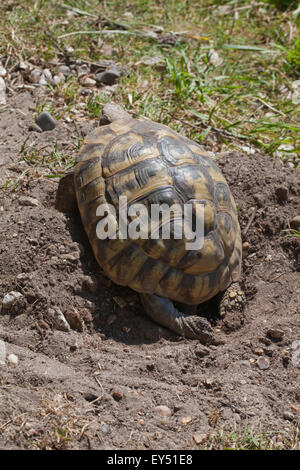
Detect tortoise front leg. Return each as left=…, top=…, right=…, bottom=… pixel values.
left=140, top=293, right=214, bottom=344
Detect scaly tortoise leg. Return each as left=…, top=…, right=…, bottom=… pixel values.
left=140, top=293, right=214, bottom=344
left=219, top=282, right=246, bottom=317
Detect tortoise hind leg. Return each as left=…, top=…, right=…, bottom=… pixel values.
left=219, top=282, right=246, bottom=318
left=140, top=293, right=214, bottom=344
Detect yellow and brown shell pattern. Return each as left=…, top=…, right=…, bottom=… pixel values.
left=74, top=118, right=242, bottom=305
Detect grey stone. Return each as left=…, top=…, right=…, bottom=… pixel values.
left=19, top=196, right=39, bottom=207
left=256, top=356, right=270, bottom=370
left=57, top=65, right=71, bottom=76
left=95, top=66, right=124, bottom=85
left=29, top=68, right=42, bottom=83
left=36, top=112, right=56, bottom=131
left=266, top=328, right=284, bottom=340
left=290, top=216, right=300, bottom=231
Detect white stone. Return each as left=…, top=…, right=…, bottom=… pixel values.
left=8, top=354, right=18, bottom=365
left=0, top=340, right=6, bottom=365
left=82, top=77, right=96, bottom=87
left=29, top=68, right=42, bottom=83
left=0, top=65, right=7, bottom=77
left=19, top=196, right=39, bottom=207
left=2, top=291, right=23, bottom=311
left=48, top=307, right=70, bottom=332
left=208, top=50, right=223, bottom=67
left=53, top=73, right=65, bottom=86
left=0, top=77, right=6, bottom=105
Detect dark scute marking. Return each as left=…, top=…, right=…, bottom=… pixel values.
left=176, top=272, right=196, bottom=297
left=80, top=196, right=103, bottom=227
left=101, top=132, right=134, bottom=170
left=219, top=211, right=232, bottom=233
left=132, top=119, right=165, bottom=136
left=105, top=157, right=160, bottom=182
left=215, top=182, right=232, bottom=209
left=76, top=143, right=105, bottom=163
left=75, top=157, right=101, bottom=188
left=208, top=271, right=219, bottom=290
left=133, top=186, right=179, bottom=207
left=173, top=165, right=209, bottom=202
left=77, top=176, right=102, bottom=205
left=158, top=136, right=191, bottom=165
left=94, top=238, right=128, bottom=266
left=134, top=257, right=159, bottom=285
left=112, top=159, right=162, bottom=195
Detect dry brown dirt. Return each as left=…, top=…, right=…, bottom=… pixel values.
left=0, top=90, right=299, bottom=450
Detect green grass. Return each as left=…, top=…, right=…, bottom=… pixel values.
left=0, top=0, right=299, bottom=166
left=205, top=424, right=300, bottom=450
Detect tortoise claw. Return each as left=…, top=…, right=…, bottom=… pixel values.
left=140, top=293, right=214, bottom=344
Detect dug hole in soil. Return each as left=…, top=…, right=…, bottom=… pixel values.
left=0, top=90, right=299, bottom=450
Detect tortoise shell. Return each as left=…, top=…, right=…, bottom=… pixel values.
left=74, top=118, right=242, bottom=305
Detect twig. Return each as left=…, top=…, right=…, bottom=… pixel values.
left=269, top=272, right=287, bottom=282
left=255, top=96, right=285, bottom=116
left=58, top=30, right=154, bottom=39
left=220, top=400, right=252, bottom=418
left=242, top=207, right=257, bottom=238
left=59, top=3, right=97, bottom=18
left=167, top=112, right=242, bottom=141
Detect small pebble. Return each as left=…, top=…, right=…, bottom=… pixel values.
left=43, top=68, right=52, bottom=82
left=57, top=65, right=71, bottom=76
left=8, top=354, right=19, bottom=365
left=290, top=216, right=300, bottom=231
left=181, top=416, right=193, bottom=425
left=283, top=411, right=294, bottom=422
left=112, top=389, right=123, bottom=401
left=48, top=307, right=70, bottom=332
left=101, top=423, right=110, bottom=436
left=19, top=196, right=39, bottom=207
left=0, top=77, right=6, bottom=105
left=193, top=433, right=207, bottom=445
left=256, top=356, right=270, bottom=370
left=0, top=65, right=7, bottom=77
left=154, top=405, right=172, bottom=417
left=0, top=340, right=6, bottom=365
left=2, top=291, right=23, bottom=311
left=64, top=310, right=84, bottom=332
left=29, top=68, right=42, bottom=83
left=53, top=73, right=65, bottom=85
left=275, top=186, right=289, bottom=203
left=291, top=340, right=300, bottom=368
left=96, top=66, right=123, bottom=85
left=39, top=75, right=48, bottom=86
left=28, top=123, right=43, bottom=133
left=242, top=241, right=250, bottom=258
left=19, top=61, right=30, bottom=72
left=36, top=112, right=56, bottom=131
left=81, top=77, right=96, bottom=87
left=208, top=49, right=223, bottom=67
left=267, top=328, right=284, bottom=340
left=240, top=360, right=251, bottom=368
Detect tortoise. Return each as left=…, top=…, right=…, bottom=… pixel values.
left=56, top=103, right=244, bottom=344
